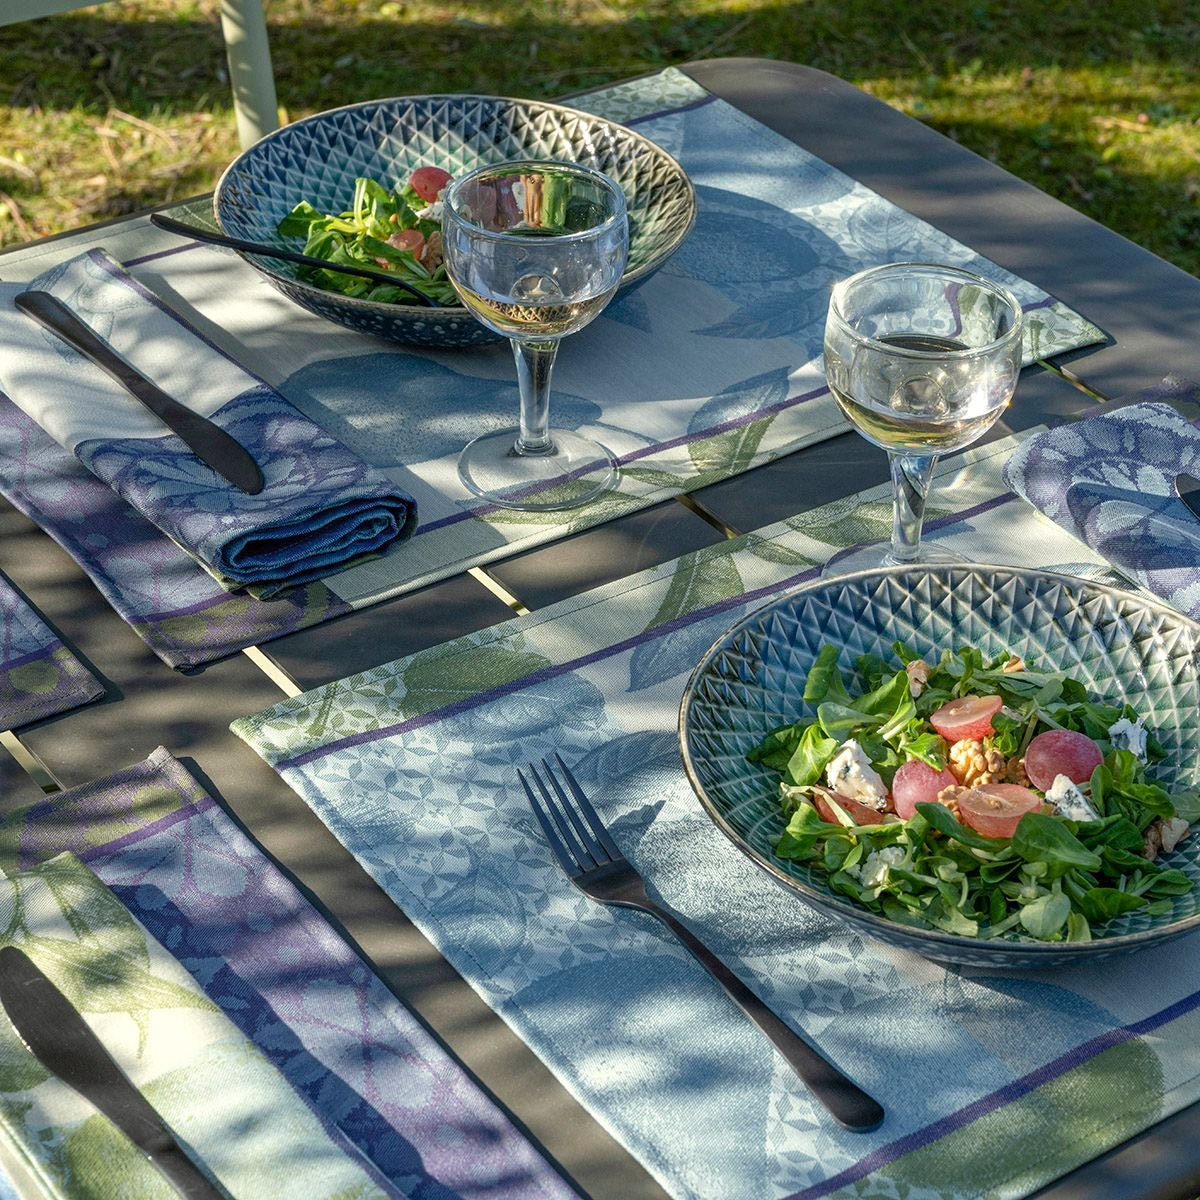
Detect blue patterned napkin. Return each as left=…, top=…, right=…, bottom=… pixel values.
left=0, top=748, right=579, bottom=1200
left=0, top=571, right=101, bottom=729
left=0, top=250, right=417, bottom=597
left=1004, top=377, right=1200, bottom=618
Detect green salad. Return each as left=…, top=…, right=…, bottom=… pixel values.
left=277, top=165, right=458, bottom=307
left=748, top=642, right=1200, bottom=942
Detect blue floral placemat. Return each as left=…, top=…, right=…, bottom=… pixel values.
left=0, top=570, right=101, bottom=729
left=231, top=432, right=1200, bottom=1200
left=0, top=748, right=580, bottom=1200
left=0, top=69, right=1104, bottom=669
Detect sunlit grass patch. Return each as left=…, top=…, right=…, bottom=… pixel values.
left=0, top=0, right=1196, bottom=276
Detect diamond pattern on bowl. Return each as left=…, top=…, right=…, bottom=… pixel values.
left=679, top=564, right=1200, bottom=968
left=214, top=95, right=696, bottom=347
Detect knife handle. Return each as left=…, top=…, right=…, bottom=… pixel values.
left=0, top=946, right=228, bottom=1199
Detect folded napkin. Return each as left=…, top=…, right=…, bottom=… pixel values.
left=0, top=250, right=417, bottom=597
left=0, top=852, right=398, bottom=1199
left=0, top=571, right=102, bottom=729
left=1004, top=381, right=1200, bottom=618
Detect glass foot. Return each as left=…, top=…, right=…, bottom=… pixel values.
left=821, top=540, right=967, bottom=578
left=458, top=427, right=617, bottom=512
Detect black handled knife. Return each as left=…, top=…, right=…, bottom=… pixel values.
left=0, top=944, right=227, bottom=1199
left=14, top=290, right=265, bottom=495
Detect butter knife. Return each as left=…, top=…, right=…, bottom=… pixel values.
left=1177, top=472, right=1200, bottom=522
left=14, top=290, right=265, bottom=495
left=0, top=945, right=226, bottom=1199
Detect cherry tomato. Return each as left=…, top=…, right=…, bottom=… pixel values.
left=387, top=228, right=426, bottom=257
left=892, top=760, right=958, bottom=820
left=408, top=165, right=452, bottom=203
left=810, top=787, right=889, bottom=827
left=957, top=783, right=1043, bottom=839
left=929, top=694, right=1003, bottom=742
left=1024, top=728, right=1104, bottom=791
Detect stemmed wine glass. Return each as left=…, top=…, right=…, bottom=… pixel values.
left=822, top=262, right=1024, bottom=571
left=442, top=160, right=629, bottom=511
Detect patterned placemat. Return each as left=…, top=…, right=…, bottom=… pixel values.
left=0, top=852, right=398, bottom=1199
left=231, top=432, right=1200, bottom=1200
left=0, top=570, right=102, bottom=729
left=0, top=69, right=1103, bottom=669
left=0, top=748, right=579, bottom=1200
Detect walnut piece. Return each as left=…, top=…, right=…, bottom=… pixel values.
left=1003, top=756, right=1030, bottom=787
left=1000, top=655, right=1026, bottom=674
left=948, top=738, right=1008, bottom=787
left=905, top=659, right=930, bottom=698
left=935, top=784, right=966, bottom=817
left=1144, top=817, right=1191, bottom=860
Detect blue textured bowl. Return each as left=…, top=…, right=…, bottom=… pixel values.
left=679, top=564, right=1200, bottom=969
left=213, top=94, right=695, bottom=347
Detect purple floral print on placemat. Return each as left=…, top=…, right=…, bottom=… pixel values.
left=0, top=747, right=578, bottom=1200
left=0, top=569, right=102, bottom=727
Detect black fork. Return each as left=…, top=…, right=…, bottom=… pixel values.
left=518, top=753, right=885, bottom=1133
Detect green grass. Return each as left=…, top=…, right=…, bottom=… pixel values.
left=1, top=0, right=1197, bottom=276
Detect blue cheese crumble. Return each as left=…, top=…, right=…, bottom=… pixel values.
left=1108, top=716, right=1148, bottom=761
left=1046, top=773, right=1100, bottom=822
left=825, top=740, right=889, bottom=810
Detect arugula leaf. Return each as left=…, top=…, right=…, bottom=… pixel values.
left=1170, top=789, right=1200, bottom=823
left=1147, top=868, right=1194, bottom=896
left=803, top=645, right=852, bottom=707
left=925, top=895, right=979, bottom=937
left=987, top=710, right=1022, bottom=758
left=784, top=724, right=839, bottom=787
left=1011, top=812, right=1103, bottom=873
left=773, top=803, right=833, bottom=859
left=895, top=729, right=946, bottom=769
left=1077, top=887, right=1149, bottom=922
left=816, top=701, right=880, bottom=741
left=747, top=721, right=808, bottom=773
left=915, top=802, right=1002, bottom=851
left=1019, top=888, right=1071, bottom=938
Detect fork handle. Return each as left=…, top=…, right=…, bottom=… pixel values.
left=633, top=899, right=884, bottom=1131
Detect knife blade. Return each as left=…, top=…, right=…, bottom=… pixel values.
left=14, top=290, right=265, bottom=496
left=1177, top=472, right=1200, bottom=522
left=0, top=944, right=226, bottom=1200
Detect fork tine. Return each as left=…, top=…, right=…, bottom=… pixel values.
left=548, top=753, right=623, bottom=862
left=519, top=765, right=596, bottom=874
left=536, top=757, right=611, bottom=869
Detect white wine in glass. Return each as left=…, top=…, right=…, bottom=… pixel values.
left=442, top=160, right=629, bottom=511
left=823, top=263, right=1024, bottom=571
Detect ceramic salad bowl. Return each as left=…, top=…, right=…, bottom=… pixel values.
left=213, top=94, right=696, bottom=348
left=679, top=563, right=1200, bottom=969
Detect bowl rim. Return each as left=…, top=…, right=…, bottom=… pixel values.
left=677, top=560, right=1200, bottom=960
left=211, top=92, right=697, bottom=324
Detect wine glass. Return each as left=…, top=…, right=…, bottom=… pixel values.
left=822, top=262, right=1024, bottom=571
left=442, top=160, right=629, bottom=511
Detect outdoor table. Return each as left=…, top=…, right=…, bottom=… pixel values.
left=1, top=54, right=1199, bottom=1200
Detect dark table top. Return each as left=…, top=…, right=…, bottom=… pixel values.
left=3, top=55, right=1200, bottom=1200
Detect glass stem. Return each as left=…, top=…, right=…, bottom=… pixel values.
left=512, top=338, right=559, bottom=456
left=887, top=452, right=939, bottom=562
